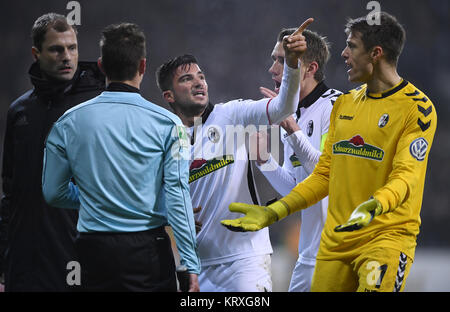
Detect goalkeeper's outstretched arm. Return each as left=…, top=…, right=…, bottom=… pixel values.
left=221, top=190, right=308, bottom=232
left=222, top=108, right=332, bottom=232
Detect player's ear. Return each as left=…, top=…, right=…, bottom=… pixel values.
left=31, top=46, right=40, bottom=62
left=97, top=57, right=105, bottom=74
left=307, top=61, right=319, bottom=77
left=371, top=46, right=383, bottom=63
left=139, top=58, right=146, bottom=76
left=163, top=90, right=175, bottom=104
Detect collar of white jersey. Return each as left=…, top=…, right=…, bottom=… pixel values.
left=296, top=81, right=329, bottom=119
left=190, top=102, right=215, bottom=145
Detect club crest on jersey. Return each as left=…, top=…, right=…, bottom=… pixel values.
left=409, top=138, right=428, bottom=161
left=207, top=126, right=220, bottom=143
left=333, top=135, right=384, bottom=161
left=378, top=113, right=389, bottom=128
left=307, top=120, right=314, bottom=137
left=189, top=155, right=234, bottom=183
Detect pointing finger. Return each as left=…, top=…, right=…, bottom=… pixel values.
left=292, top=17, right=314, bottom=36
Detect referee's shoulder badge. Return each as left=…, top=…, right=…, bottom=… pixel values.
left=176, top=125, right=189, bottom=148
left=409, top=137, right=428, bottom=161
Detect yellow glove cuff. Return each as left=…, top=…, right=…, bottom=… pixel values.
left=371, top=197, right=383, bottom=216
left=268, top=191, right=307, bottom=221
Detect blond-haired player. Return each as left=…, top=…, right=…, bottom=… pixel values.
left=255, top=28, right=341, bottom=291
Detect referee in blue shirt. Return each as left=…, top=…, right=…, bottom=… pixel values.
left=42, top=23, right=200, bottom=291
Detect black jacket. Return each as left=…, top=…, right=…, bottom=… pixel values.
left=0, top=61, right=104, bottom=291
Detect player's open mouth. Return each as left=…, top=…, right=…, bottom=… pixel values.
left=345, top=62, right=353, bottom=73
left=192, top=90, right=206, bottom=99
left=274, top=80, right=281, bottom=93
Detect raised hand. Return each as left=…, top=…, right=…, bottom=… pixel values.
left=283, top=17, right=314, bottom=68
left=280, top=115, right=300, bottom=135
left=259, top=86, right=278, bottom=98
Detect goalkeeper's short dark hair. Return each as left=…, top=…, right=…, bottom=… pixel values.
left=345, top=11, right=406, bottom=65
left=100, top=23, right=146, bottom=81
left=277, top=28, right=330, bottom=83
left=31, top=13, right=77, bottom=51
left=156, top=54, right=199, bottom=92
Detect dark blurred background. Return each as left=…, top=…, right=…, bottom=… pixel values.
left=0, top=0, right=449, bottom=290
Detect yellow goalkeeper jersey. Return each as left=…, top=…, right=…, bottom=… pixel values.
left=293, top=79, right=437, bottom=261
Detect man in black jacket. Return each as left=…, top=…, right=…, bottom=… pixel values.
left=0, top=13, right=104, bottom=291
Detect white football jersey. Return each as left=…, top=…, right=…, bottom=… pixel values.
left=260, top=83, right=341, bottom=266
left=189, top=100, right=273, bottom=266
left=188, top=63, right=301, bottom=266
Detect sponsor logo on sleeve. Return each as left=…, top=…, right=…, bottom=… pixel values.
left=409, top=138, right=428, bottom=161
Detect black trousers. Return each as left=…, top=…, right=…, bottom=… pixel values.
left=75, top=227, right=177, bottom=292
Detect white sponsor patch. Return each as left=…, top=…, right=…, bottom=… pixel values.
left=409, top=137, right=428, bottom=161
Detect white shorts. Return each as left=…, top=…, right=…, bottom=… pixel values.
left=199, top=254, right=272, bottom=292
left=288, top=260, right=315, bottom=292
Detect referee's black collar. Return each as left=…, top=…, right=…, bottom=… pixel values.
left=296, top=81, right=328, bottom=119
left=106, top=82, right=140, bottom=94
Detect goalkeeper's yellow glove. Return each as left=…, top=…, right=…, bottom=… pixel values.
left=334, top=198, right=382, bottom=232
left=221, top=192, right=307, bottom=232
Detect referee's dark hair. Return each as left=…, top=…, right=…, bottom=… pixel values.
left=156, top=54, right=199, bottom=92
left=277, top=28, right=330, bottom=83
left=100, top=23, right=146, bottom=81
left=345, top=11, right=406, bottom=65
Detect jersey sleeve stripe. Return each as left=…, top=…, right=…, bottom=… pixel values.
left=266, top=98, right=273, bottom=125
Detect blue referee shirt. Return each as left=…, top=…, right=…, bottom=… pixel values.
left=42, top=86, right=200, bottom=274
